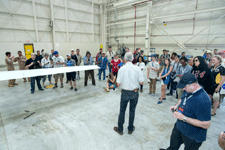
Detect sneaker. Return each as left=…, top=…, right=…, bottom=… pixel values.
left=60, top=84, right=64, bottom=88
left=159, top=98, right=166, bottom=100
left=31, top=91, right=34, bottom=94
left=70, top=87, right=73, bottom=90
left=105, top=88, right=109, bottom=92
left=140, top=89, right=143, bottom=93
left=8, top=84, right=14, bottom=87
left=157, top=101, right=163, bottom=104
left=74, top=88, right=77, bottom=91
left=53, top=85, right=58, bottom=89
left=13, top=83, right=18, bottom=85
left=152, top=94, right=155, bottom=96
left=148, top=93, right=152, bottom=95
left=39, top=89, right=44, bottom=91
left=128, top=126, right=135, bottom=135
left=166, top=93, right=172, bottom=96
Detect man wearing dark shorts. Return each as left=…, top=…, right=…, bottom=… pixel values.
left=160, top=73, right=211, bottom=150
left=64, top=54, right=77, bottom=91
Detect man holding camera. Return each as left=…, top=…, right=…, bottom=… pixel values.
left=52, top=51, right=65, bottom=89
left=25, top=53, right=44, bottom=94
left=84, top=52, right=96, bottom=86
left=160, top=73, right=211, bottom=150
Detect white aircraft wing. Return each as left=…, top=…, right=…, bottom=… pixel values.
left=0, top=65, right=100, bottom=81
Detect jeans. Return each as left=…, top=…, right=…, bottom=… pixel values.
left=118, top=90, right=139, bottom=132
left=169, top=81, right=177, bottom=95
left=167, top=124, right=203, bottom=150
left=108, top=62, right=111, bottom=73
left=42, top=75, right=52, bottom=83
left=31, top=76, right=43, bottom=92
left=99, top=69, right=106, bottom=80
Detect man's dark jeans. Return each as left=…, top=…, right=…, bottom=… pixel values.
left=170, top=81, right=177, bottom=95
left=167, top=124, right=203, bottom=150
left=31, top=76, right=42, bottom=92
left=118, top=90, right=139, bottom=132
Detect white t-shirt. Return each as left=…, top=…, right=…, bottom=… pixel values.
left=147, top=61, right=159, bottom=79
left=52, top=56, right=64, bottom=68
left=117, top=62, right=144, bottom=90
left=41, top=57, right=52, bottom=68
left=106, top=51, right=115, bottom=63
left=136, top=62, right=145, bottom=76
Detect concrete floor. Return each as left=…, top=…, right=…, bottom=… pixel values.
left=0, top=66, right=224, bottom=150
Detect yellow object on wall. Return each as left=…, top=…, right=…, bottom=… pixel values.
left=24, top=44, right=34, bottom=59
left=100, top=45, right=103, bottom=49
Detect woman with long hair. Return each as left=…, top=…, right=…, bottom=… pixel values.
left=211, top=55, right=225, bottom=116
left=104, top=72, right=117, bottom=92
left=158, top=58, right=173, bottom=104
left=191, top=56, right=214, bottom=98
left=136, top=56, right=145, bottom=93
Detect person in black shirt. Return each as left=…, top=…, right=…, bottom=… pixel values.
left=25, top=53, right=44, bottom=94
left=36, top=50, right=43, bottom=62
left=211, top=55, right=225, bottom=116
left=65, top=49, right=78, bottom=84
left=191, top=56, right=214, bottom=98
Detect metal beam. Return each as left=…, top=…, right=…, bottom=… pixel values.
left=145, top=1, right=152, bottom=54
left=184, top=13, right=225, bottom=44
left=153, top=22, right=186, bottom=50
left=106, top=6, right=225, bottom=26
left=50, top=0, right=56, bottom=49
left=32, top=0, right=39, bottom=43
left=92, top=0, right=94, bottom=43
left=65, top=0, right=69, bottom=42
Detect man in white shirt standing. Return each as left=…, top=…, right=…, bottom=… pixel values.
left=52, top=51, right=65, bottom=89
left=147, top=54, right=159, bottom=96
left=106, top=46, right=115, bottom=74
left=114, top=52, right=144, bottom=135
left=41, top=53, right=52, bottom=87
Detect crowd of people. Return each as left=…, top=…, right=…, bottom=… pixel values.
left=4, top=47, right=225, bottom=150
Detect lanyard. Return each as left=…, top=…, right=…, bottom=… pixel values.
left=181, top=66, right=187, bottom=75
left=182, top=95, right=193, bottom=106
left=152, top=62, right=154, bottom=67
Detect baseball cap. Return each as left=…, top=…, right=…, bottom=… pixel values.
left=67, top=54, right=71, bottom=56
left=150, top=54, right=157, bottom=57
left=206, top=50, right=212, bottom=54
left=177, top=73, right=198, bottom=89
left=53, top=51, right=58, bottom=55
left=71, top=49, right=74, bottom=52
left=140, top=50, right=144, bottom=53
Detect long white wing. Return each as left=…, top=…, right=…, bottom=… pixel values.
left=0, top=65, right=100, bottom=81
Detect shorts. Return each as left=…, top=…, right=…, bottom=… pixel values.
left=109, top=83, right=116, bottom=88
left=54, top=73, right=64, bottom=79
left=66, top=72, right=76, bottom=81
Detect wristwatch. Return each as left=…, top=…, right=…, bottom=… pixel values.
left=183, top=117, right=187, bottom=122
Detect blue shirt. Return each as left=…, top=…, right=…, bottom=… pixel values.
left=176, top=64, right=192, bottom=76
left=83, top=56, right=94, bottom=65
left=176, top=87, right=211, bottom=143
left=118, top=62, right=125, bottom=68
left=98, top=57, right=108, bottom=69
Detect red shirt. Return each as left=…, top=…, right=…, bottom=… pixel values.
left=111, top=59, right=121, bottom=73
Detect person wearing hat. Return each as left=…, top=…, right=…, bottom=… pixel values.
left=64, top=54, right=77, bottom=91
left=52, top=51, right=65, bottom=89
left=205, top=50, right=212, bottom=67
left=147, top=54, right=159, bottom=96
left=98, top=52, right=108, bottom=80
left=25, top=53, right=44, bottom=94
left=41, top=53, right=52, bottom=87
left=106, top=46, right=115, bottom=73
left=159, top=73, right=211, bottom=150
